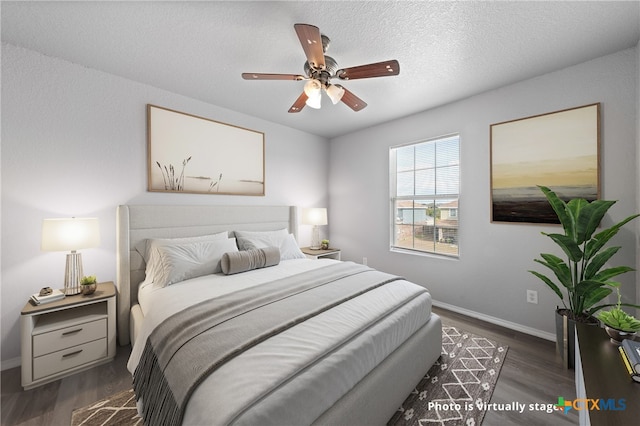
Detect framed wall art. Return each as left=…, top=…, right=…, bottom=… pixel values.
left=147, top=104, right=265, bottom=196
left=490, top=103, right=600, bottom=224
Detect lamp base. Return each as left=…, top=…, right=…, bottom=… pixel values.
left=310, top=226, right=321, bottom=250
left=64, top=251, right=83, bottom=295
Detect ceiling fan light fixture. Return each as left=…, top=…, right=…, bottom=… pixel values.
left=305, top=93, right=322, bottom=109
left=303, top=79, right=322, bottom=109
left=303, top=79, right=322, bottom=97
left=325, top=84, right=345, bottom=104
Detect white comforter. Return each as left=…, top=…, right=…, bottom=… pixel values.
left=128, top=259, right=433, bottom=425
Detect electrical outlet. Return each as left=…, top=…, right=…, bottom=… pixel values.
left=362, top=257, right=368, bottom=265
left=527, top=290, right=538, bottom=304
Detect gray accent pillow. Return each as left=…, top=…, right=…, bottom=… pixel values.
left=220, top=246, right=280, bottom=275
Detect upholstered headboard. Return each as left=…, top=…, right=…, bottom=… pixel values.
left=116, top=204, right=298, bottom=345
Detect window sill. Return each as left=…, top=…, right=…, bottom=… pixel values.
left=390, top=246, right=459, bottom=260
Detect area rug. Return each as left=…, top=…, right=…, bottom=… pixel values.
left=388, top=326, right=508, bottom=426
left=70, top=388, right=141, bottom=426
left=71, top=326, right=507, bottom=426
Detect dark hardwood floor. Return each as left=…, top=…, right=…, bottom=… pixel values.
left=1, top=306, right=578, bottom=425
left=1, top=348, right=132, bottom=426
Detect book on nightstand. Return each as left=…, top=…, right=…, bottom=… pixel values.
left=622, top=339, right=640, bottom=374
left=618, top=345, right=640, bottom=383
left=30, top=288, right=65, bottom=305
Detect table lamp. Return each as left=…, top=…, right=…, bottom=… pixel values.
left=41, top=217, right=100, bottom=295
left=302, top=208, right=327, bottom=250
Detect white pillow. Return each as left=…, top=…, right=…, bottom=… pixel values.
left=234, top=229, right=305, bottom=260
left=234, top=229, right=288, bottom=250
left=136, top=231, right=229, bottom=263
left=148, top=238, right=238, bottom=287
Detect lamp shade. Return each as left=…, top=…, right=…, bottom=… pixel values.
left=301, top=208, right=328, bottom=226
left=41, top=217, right=100, bottom=252
left=304, top=79, right=322, bottom=109
left=325, top=84, right=345, bottom=105
left=303, top=79, right=322, bottom=97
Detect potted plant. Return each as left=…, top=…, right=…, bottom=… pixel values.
left=597, top=288, right=640, bottom=344
left=321, top=239, right=330, bottom=250
left=80, top=275, right=98, bottom=295
left=529, top=185, right=640, bottom=367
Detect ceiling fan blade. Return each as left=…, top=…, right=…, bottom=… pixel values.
left=336, top=85, right=367, bottom=111
left=242, top=73, right=305, bottom=81
left=294, top=23, right=325, bottom=70
left=336, top=60, right=400, bottom=80
left=288, top=92, right=308, bottom=113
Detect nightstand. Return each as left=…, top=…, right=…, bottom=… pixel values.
left=301, top=247, right=341, bottom=261
left=20, top=282, right=116, bottom=390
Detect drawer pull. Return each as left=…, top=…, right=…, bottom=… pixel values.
left=62, top=328, right=83, bottom=336
left=62, top=349, right=83, bottom=358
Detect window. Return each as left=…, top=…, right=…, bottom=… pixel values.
left=390, top=134, right=460, bottom=257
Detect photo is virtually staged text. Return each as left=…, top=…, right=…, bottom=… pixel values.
left=428, top=401, right=558, bottom=414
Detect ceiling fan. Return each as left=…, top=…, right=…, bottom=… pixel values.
left=241, top=23, right=400, bottom=113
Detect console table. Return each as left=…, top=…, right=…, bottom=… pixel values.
left=575, top=322, right=640, bottom=425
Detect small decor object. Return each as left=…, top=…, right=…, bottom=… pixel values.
left=301, top=207, right=328, bottom=250
left=529, top=185, right=640, bottom=366
left=41, top=217, right=101, bottom=295
left=147, top=105, right=265, bottom=196
left=597, top=289, right=640, bottom=344
left=80, top=275, right=98, bottom=295
left=30, top=288, right=65, bottom=305
left=491, top=103, right=600, bottom=223
left=320, top=239, right=330, bottom=250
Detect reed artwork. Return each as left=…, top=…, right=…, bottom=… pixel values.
left=156, top=156, right=223, bottom=192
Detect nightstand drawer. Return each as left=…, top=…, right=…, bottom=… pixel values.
left=33, top=338, right=107, bottom=380
left=33, top=318, right=107, bottom=357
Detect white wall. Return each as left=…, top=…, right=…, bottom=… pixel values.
left=330, top=47, right=639, bottom=338
left=0, top=43, right=330, bottom=367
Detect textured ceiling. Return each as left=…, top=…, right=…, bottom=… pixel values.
left=2, top=1, right=639, bottom=138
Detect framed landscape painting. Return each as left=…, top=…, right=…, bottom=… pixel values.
left=490, top=103, right=600, bottom=223
left=147, top=105, right=265, bottom=196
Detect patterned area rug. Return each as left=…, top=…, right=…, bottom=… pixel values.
left=388, top=326, right=508, bottom=426
left=71, top=326, right=506, bottom=426
left=71, top=388, right=141, bottom=426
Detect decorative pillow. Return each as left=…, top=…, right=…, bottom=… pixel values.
left=136, top=231, right=229, bottom=263
left=234, top=229, right=305, bottom=260
left=221, top=246, right=280, bottom=275
left=234, top=229, right=288, bottom=250
left=148, top=238, right=238, bottom=287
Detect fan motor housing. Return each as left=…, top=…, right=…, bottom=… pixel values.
left=304, top=55, right=339, bottom=83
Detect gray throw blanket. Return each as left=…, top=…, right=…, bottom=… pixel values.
left=220, top=246, right=280, bottom=275
left=133, top=262, right=402, bottom=426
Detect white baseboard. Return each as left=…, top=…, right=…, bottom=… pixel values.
left=433, top=300, right=556, bottom=342
left=1, top=356, right=21, bottom=371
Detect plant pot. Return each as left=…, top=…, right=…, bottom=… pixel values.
left=81, top=283, right=97, bottom=295
left=555, top=308, right=598, bottom=369
left=603, top=325, right=637, bottom=345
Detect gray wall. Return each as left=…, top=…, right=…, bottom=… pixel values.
left=329, top=47, right=639, bottom=338
left=1, top=44, right=330, bottom=366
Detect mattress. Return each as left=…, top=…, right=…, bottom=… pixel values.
left=128, top=258, right=435, bottom=425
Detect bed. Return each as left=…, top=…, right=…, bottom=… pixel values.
left=116, top=204, right=442, bottom=425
